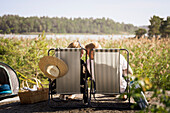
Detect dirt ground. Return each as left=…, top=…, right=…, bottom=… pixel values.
left=0, top=91, right=169, bottom=113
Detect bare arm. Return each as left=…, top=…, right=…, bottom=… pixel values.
left=123, top=66, right=133, bottom=76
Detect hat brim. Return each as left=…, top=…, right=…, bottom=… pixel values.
left=38, top=56, right=68, bottom=79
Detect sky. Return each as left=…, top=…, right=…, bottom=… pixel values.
left=0, top=0, right=169, bottom=26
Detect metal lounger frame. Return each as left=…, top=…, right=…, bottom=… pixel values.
left=47, top=48, right=90, bottom=107
left=89, top=48, right=130, bottom=106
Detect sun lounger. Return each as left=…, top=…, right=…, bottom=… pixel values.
left=48, top=48, right=90, bottom=106
left=88, top=48, right=130, bottom=105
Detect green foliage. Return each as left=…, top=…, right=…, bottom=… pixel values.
left=148, top=15, right=163, bottom=37
left=0, top=31, right=49, bottom=85
left=0, top=34, right=169, bottom=112
left=160, top=17, right=170, bottom=38
left=0, top=15, right=138, bottom=34
left=148, top=15, right=170, bottom=38
left=135, top=28, right=147, bottom=38
left=97, top=37, right=169, bottom=112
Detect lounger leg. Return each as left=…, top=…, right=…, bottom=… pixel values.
left=91, top=80, right=96, bottom=100
left=48, top=79, right=52, bottom=106
left=83, top=80, right=91, bottom=105
left=92, top=94, right=96, bottom=100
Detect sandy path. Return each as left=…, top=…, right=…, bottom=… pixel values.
left=1, top=91, right=168, bottom=113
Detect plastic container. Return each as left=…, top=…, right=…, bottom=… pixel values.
left=130, top=81, right=148, bottom=109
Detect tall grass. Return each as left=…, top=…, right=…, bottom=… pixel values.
left=0, top=34, right=169, bottom=112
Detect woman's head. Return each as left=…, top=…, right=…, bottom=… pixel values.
left=67, top=40, right=84, bottom=57
left=67, top=40, right=81, bottom=48
left=85, top=42, right=102, bottom=59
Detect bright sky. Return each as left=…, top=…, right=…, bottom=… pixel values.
left=0, top=0, right=169, bottom=26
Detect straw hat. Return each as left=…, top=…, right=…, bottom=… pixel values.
left=38, top=56, right=68, bottom=79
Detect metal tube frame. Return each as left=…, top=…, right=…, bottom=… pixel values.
left=47, top=43, right=90, bottom=107
left=89, top=48, right=130, bottom=105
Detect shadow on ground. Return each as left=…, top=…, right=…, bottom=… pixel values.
left=0, top=97, right=141, bottom=113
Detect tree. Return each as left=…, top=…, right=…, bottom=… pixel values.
left=135, top=28, right=147, bottom=39
left=148, top=15, right=163, bottom=38
left=160, top=17, right=170, bottom=38
left=0, top=15, right=138, bottom=34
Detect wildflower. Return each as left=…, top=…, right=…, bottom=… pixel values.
left=22, top=44, right=25, bottom=48
left=34, top=37, right=38, bottom=41
left=27, top=43, right=30, bottom=46
left=1, top=42, right=4, bottom=46
left=155, top=62, right=159, bottom=66
left=163, top=70, right=166, bottom=74
left=142, top=56, right=147, bottom=59
left=137, top=45, right=141, bottom=48
left=131, top=63, right=136, bottom=67
left=130, top=51, right=135, bottom=56
left=144, top=50, right=147, bottom=54
left=160, top=71, right=163, bottom=74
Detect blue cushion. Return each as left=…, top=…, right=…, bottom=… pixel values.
left=0, top=90, right=12, bottom=94
left=0, top=84, right=11, bottom=91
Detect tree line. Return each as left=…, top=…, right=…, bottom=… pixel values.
left=0, top=15, right=138, bottom=34
left=135, top=15, right=170, bottom=38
